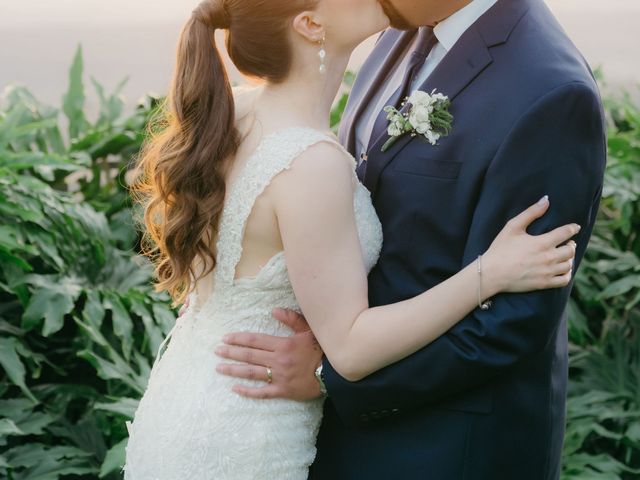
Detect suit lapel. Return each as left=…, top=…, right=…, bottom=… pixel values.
left=339, top=29, right=418, bottom=154
left=362, top=0, right=532, bottom=195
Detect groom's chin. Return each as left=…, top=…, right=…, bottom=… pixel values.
left=379, top=0, right=415, bottom=30
left=389, top=21, right=416, bottom=31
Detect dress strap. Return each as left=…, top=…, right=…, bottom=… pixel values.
left=214, top=126, right=352, bottom=288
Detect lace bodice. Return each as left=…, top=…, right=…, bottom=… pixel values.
left=123, top=126, right=383, bottom=479
left=198, top=126, right=382, bottom=313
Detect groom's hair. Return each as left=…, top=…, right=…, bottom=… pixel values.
left=378, top=0, right=414, bottom=30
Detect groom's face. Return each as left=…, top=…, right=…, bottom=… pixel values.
left=379, top=0, right=473, bottom=28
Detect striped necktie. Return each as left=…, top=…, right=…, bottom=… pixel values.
left=357, top=28, right=438, bottom=181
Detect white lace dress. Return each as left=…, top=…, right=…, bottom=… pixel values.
left=122, top=127, right=383, bottom=479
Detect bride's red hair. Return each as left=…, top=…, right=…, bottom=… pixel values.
left=131, top=0, right=318, bottom=305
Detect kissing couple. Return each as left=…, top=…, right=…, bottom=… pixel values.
left=123, top=0, right=606, bottom=478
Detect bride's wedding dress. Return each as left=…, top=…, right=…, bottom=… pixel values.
left=123, top=126, right=383, bottom=479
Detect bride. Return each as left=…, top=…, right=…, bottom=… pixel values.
left=123, top=0, right=579, bottom=478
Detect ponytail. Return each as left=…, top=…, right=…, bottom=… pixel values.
left=133, top=0, right=320, bottom=305
left=133, top=0, right=238, bottom=306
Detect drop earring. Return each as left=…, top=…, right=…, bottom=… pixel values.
left=318, top=34, right=327, bottom=74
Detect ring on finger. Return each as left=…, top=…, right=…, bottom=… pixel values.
left=266, top=367, right=273, bottom=384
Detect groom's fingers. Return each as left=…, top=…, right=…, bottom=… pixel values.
left=215, top=345, right=272, bottom=367
left=232, top=384, right=281, bottom=400
left=272, top=308, right=310, bottom=334
left=216, top=363, right=271, bottom=382
left=223, top=332, right=281, bottom=352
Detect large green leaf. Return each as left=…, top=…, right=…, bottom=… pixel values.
left=61, top=45, right=87, bottom=140
left=103, top=291, right=134, bottom=361
left=0, top=418, right=24, bottom=436
left=94, top=397, right=139, bottom=419
left=0, top=337, right=37, bottom=402
left=91, top=75, right=128, bottom=128
left=22, top=282, right=80, bottom=336
left=99, top=437, right=127, bottom=478
left=4, top=443, right=95, bottom=479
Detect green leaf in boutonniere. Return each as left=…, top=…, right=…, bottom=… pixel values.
left=381, top=89, right=454, bottom=152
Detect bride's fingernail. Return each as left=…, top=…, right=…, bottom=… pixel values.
left=538, top=195, right=549, bottom=205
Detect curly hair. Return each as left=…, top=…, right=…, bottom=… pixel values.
left=131, top=0, right=318, bottom=306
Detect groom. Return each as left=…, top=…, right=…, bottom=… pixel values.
left=216, top=0, right=607, bottom=477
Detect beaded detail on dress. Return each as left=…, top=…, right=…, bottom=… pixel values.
left=122, top=126, right=383, bottom=479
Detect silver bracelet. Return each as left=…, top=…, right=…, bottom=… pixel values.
left=476, top=255, right=493, bottom=311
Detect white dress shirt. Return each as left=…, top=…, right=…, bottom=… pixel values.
left=355, top=0, right=498, bottom=162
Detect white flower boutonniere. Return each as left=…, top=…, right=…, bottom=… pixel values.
left=381, top=89, right=454, bottom=152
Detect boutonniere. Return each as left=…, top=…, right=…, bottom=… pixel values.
left=381, top=89, right=454, bottom=152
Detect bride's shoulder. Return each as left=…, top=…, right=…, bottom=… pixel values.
left=271, top=138, right=356, bottom=197
left=269, top=139, right=357, bottom=220
left=294, top=137, right=354, bottom=175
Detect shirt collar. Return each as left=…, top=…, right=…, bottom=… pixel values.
left=433, top=0, right=499, bottom=51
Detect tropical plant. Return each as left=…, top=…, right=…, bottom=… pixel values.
left=562, top=90, right=640, bottom=479
left=0, top=46, right=174, bottom=479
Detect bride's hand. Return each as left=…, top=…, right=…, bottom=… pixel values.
left=483, top=196, right=580, bottom=294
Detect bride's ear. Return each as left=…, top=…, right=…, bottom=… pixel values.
left=292, top=11, right=325, bottom=44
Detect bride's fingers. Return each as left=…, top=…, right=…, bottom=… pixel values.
left=216, top=363, right=271, bottom=382
left=548, top=271, right=573, bottom=288
left=215, top=344, right=272, bottom=367
left=232, top=384, right=281, bottom=400
left=507, top=196, right=550, bottom=232
left=540, top=223, right=581, bottom=249
left=549, top=259, right=574, bottom=277
left=549, top=242, right=576, bottom=263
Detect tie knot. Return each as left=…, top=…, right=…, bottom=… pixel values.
left=416, top=30, right=438, bottom=57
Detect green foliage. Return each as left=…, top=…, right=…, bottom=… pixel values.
left=562, top=91, right=640, bottom=479
left=0, top=46, right=173, bottom=479
left=330, top=71, right=355, bottom=133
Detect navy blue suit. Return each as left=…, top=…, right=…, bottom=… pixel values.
left=310, top=0, right=606, bottom=478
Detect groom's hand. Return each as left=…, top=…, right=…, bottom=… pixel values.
left=215, top=308, right=324, bottom=401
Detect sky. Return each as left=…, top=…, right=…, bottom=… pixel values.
left=1, top=0, right=639, bottom=113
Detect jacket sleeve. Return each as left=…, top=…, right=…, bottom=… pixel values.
left=323, top=81, right=607, bottom=426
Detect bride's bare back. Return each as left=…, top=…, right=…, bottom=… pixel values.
left=225, top=87, right=357, bottom=281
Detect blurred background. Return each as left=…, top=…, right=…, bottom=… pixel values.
left=0, top=1, right=639, bottom=479
left=1, top=0, right=639, bottom=113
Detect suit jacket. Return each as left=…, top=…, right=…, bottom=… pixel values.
left=310, top=0, right=606, bottom=478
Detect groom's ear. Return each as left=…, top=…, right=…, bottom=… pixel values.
left=292, top=11, right=325, bottom=44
